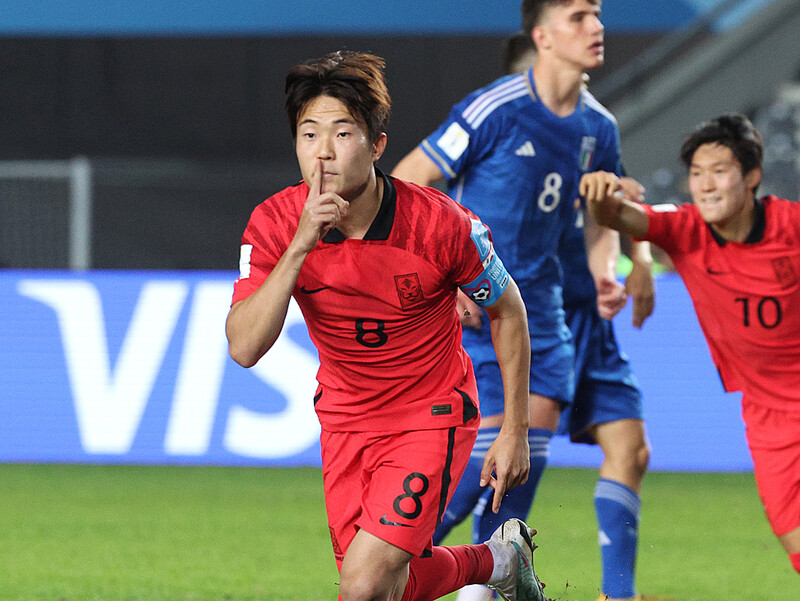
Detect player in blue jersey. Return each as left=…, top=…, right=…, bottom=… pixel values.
left=393, top=4, right=654, bottom=601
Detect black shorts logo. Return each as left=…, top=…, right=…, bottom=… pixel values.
left=379, top=514, right=412, bottom=528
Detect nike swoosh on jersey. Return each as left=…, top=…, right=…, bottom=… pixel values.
left=706, top=268, right=727, bottom=275
left=380, top=514, right=412, bottom=528
left=300, top=285, right=331, bottom=294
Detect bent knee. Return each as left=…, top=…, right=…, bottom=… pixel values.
left=604, top=437, right=650, bottom=481
left=633, top=439, right=651, bottom=475
left=339, top=557, right=408, bottom=601
left=338, top=575, right=385, bottom=601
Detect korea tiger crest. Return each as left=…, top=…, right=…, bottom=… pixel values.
left=771, top=256, right=798, bottom=288
left=394, top=273, right=424, bottom=309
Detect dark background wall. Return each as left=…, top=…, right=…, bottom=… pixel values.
left=0, top=34, right=660, bottom=165
left=0, top=33, right=660, bottom=270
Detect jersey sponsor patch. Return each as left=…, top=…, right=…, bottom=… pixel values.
left=462, top=219, right=510, bottom=306
left=394, top=273, right=425, bottom=309
left=238, top=244, right=253, bottom=279
left=436, top=122, right=470, bottom=161
left=651, top=203, right=678, bottom=213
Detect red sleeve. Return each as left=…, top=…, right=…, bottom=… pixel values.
left=419, top=186, right=487, bottom=287
left=450, top=205, right=490, bottom=288
left=639, top=203, right=702, bottom=255
left=231, top=190, right=298, bottom=305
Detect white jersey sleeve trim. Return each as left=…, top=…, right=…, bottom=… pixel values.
left=420, top=139, right=458, bottom=179
left=462, top=77, right=528, bottom=129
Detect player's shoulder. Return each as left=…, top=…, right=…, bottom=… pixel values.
left=392, top=177, right=474, bottom=230
left=763, top=195, right=800, bottom=233
left=645, top=200, right=703, bottom=229
left=580, top=89, right=618, bottom=127
left=393, top=176, right=466, bottom=213
left=248, top=181, right=305, bottom=226
left=255, top=181, right=304, bottom=211
left=646, top=199, right=696, bottom=214
left=456, top=72, right=530, bottom=130
left=763, top=194, right=799, bottom=212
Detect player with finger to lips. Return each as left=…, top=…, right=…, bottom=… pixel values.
left=226, top=50, right=552, bottom=601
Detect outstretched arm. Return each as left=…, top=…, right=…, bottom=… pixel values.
left=618, top=176, right=655, bottom=328
left=226, top=160, right=349, bottom=367
left=480, top=278, right=531, bottom=513
left=580, top=171, right=650, bottom=239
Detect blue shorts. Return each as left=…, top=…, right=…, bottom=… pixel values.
left=462, top=323, right=575, bottom=418
left=558, top=303, right=643, bottom=444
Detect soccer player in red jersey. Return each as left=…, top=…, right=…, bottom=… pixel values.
left=580, top=113, right=800, bottom=575
left=226, top=51, right=551, bottom=601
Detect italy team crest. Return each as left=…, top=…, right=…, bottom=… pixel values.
left=579, top=136, right=597, bottom=171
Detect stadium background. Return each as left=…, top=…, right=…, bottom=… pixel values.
left=1, top=0, right=799, bottom=472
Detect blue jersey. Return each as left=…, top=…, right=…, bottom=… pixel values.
left=421, top=67, right=622, bottom=344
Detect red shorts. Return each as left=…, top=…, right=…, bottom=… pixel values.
left=320, top=420, right=479, bottom=569
left=742, top=401, right=800, bottom=536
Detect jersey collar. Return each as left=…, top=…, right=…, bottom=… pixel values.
left=706, top=197, right=766, bottom=246
left=322, top=167, right=396, bottom=243
left=526, top=67, right=586, bottom=113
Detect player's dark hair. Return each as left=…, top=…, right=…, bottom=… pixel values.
left=521, top=0, right=600, bottom=36
left=502, top=31, right=538, bottom=75
left=679, top=113, right=764, bottom=176
left=284, top=51, right=391, bottom=143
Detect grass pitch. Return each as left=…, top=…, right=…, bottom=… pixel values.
left=0, top=465, right=795, bottom=601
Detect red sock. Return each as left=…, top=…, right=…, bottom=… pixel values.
left=400, top=544, right=494, bottom=601
left=790, top=551, right=800, bottom=574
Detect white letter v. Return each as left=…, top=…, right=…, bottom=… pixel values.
left=19, top=279, right=188, bottom=454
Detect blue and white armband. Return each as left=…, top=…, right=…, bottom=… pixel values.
left=460, top=219, right=510, bottom=306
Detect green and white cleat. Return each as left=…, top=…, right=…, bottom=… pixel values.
left=485, top=518, right=548, bottom=601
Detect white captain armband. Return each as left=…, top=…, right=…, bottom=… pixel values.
left=460, top=219, right=509, bottom=306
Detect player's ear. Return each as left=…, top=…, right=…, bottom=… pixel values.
left=744, top=167, right=762, bottom=195
left=532, top=26, right=549, bottom=51
left=372, top=132, right=388, bottom=162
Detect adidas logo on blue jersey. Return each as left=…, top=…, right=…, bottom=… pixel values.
left=514, top=141, right=536, bottom=157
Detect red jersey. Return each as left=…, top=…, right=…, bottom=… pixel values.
left=232, top=171, right=494, bottom=432
left=641, top=196, right=800, bottom=410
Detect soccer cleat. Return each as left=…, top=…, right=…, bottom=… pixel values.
left=485, top=518, right=548, bottom=601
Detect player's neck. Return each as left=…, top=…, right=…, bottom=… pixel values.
left=337, top=169, right=383, bottom=239
left=709, top=198, right=756, bottom=243
left=532, top=61, right=584, bottom=117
